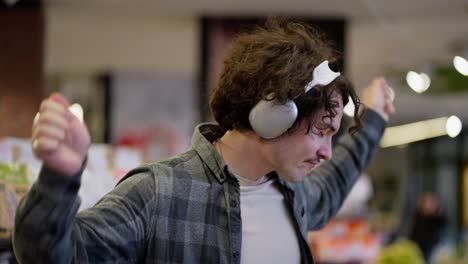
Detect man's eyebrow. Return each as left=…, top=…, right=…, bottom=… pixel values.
left=317, top=122, right=337, bottom=133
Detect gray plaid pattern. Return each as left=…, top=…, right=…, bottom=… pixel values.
left=14, top=109, right=386, bottom=264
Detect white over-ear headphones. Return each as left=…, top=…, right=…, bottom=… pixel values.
left=248, top=60, right=341, bottom=139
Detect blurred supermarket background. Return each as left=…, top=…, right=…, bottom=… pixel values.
left=1, top=0, right=468, bottom=263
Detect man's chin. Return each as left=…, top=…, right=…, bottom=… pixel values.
left=279, top=169, right=307, bottom=183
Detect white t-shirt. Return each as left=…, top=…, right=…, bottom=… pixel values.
left=236, top=175, right=301, bottom=264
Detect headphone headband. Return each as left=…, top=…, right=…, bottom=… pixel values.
left=304, top=60, right=340, bottom=93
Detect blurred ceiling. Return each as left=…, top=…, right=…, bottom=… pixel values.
left=44, top=0, right=468, bottom=18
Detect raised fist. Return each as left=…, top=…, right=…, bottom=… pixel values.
left=361, top=77, right=395, bottom=122
left=32, top=93, right=90, bottom=176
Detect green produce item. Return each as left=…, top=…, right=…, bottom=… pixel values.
left=376, top=239, right=425, bottom=264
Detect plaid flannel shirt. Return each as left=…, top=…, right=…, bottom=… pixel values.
left=14, top=109, right=386, bottom=264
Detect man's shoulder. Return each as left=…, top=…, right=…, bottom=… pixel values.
left=119, top=149, right=208, bottom=185
left=120, top=149, right=217, bottom=203
left=157, top=149, right=200, bottom=170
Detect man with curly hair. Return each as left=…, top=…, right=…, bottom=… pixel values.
left=14, top=19, right=394, bottom=263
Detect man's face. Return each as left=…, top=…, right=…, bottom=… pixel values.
left=261, top=94, right=344, bottom=182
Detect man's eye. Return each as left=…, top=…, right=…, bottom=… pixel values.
left=309, top=127, right=327, bottom=137
left=316, top=130, right=325, bottom=137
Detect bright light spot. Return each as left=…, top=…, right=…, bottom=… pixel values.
left=69, top=103, right=84, bottom=122
left=420, top=73, right=431, bottom=92
left=406, top=71, right=421, bottom=91
left=381, top=116, right=463, bottom=147
left=406, top=71, right=424, bottom=93
left=33, top=112, right=40, bottom=126
left=343, top=96, right=355, bottom=117
left=453, top=56, right=468, bottom=76
left=406, top=71, right=430, bottom=93
left=380, top=117, right=447, bottom=148
left=446, top=115, right=462, bottom=138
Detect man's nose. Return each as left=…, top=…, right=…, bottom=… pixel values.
left=317, top=138, right=332, bottom=161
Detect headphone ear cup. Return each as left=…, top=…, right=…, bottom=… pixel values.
left=249, top=99, right=298, bottom=139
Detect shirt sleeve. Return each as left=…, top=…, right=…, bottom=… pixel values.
left=302, top=108, right=387, bottom=230
left=13, top=164, right=157, bottom=263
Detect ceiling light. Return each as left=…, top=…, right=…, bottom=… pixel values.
left=406, top=71, right=430, bottom=93
left=380, top=116, right=462, bottom=148
left=446, top=115, right=462, bottom=138
left=453, top=56, right=468, bottom=76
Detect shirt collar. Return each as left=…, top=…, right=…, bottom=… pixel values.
left=269, top=171, right=296, bottom=193
left=191, top=123, right=229, bottom=183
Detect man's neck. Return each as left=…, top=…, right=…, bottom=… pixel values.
left=214, top=130, right=271, bottom=182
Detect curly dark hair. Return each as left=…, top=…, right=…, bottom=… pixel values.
left=209, top=18, right=361, bottom=136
